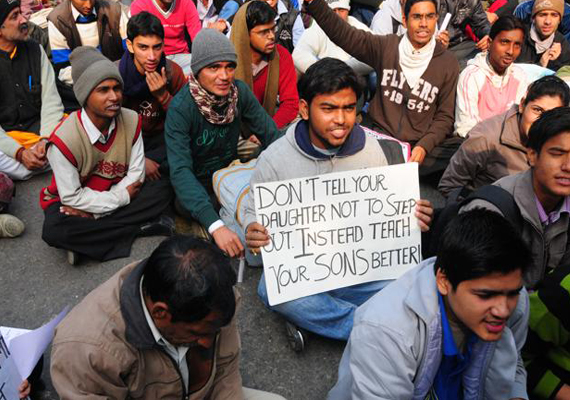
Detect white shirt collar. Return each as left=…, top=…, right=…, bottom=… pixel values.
left=139, top=277, right=191, bottom=392
left=197, top=0, right=214, bottom=20
left=152, top=0, right=175, bottom=18
left=71, top=4, right=97, bottom=21
left=81, top=108, right=116, bottom=145
left=140, top=277, right=170, bottom=345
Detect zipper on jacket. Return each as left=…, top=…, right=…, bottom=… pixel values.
left=157, top=347, right=188, bottom=400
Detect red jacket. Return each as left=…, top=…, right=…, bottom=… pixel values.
left=252, top=45, right=299, bottom=129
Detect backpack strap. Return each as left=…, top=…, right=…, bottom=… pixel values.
left=377, top=139, right=405, bottom=165
left=462, top=185, right=523, bottom=232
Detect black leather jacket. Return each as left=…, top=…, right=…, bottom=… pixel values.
left=438, top=0, right=491, bottom=46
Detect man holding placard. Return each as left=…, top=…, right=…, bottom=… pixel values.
left=328, top=209, right=531, bottom=399
left=244, top=58, right=433, bottom=351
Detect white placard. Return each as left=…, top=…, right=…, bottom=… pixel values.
left=254, top=163, right=421, bottom=305
left=439, top=13, right=452, bottom=33
left=0, top=335, right=21, bottom=400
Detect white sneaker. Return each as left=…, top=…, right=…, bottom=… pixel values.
left=0, top=214, right=24, bottom=238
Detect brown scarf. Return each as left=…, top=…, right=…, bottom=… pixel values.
left=230, top=2, right=280, bottom=117
left=188, top=73, right=238, bottom=125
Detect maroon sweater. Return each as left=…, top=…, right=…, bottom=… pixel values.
left=308, top=0, right=459, bottom=153
left=252, top=45, right=299, bottom=129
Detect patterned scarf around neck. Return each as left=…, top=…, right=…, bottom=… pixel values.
left=188, top=72, right=238, bottom=125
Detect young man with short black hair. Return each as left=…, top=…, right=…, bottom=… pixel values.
left=462, top=107, right=570, bottom=288
left=304, top=0, right=460, bottom=180
left=131, top=0, right=201, bottom=75
left=244, top=58, right=433, bottom=350
left=0, top=0, right=64, bottom=180
left=516, top=0, right=570, bottom=70
left=328, top=209, right=531, bottom=399
left=41, top=46, right=174, bottom=264
left=51, top=235, right=285, bottom=399
left=230, top=1, right=299, bottom=130
left=440, top=75, right=570, bottom=196
left=455, top=16, right=528, bottom=138
left=165, top=29, right=281, bottom=259
left=119, top=12, right=187, bottom=181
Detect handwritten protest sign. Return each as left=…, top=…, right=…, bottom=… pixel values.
left=254, top=163, right=421, bottom=306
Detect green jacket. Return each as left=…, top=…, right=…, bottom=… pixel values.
left=524, top=263, right=570, bottom=399
left=165, top=79, right=281, bottom=228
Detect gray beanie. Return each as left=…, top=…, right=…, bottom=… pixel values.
left=70, top=46, right=124, bottom=107
left=191, top=29, right=237, bottom=76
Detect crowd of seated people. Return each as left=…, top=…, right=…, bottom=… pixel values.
left=3, top=0, right=570, bottom=396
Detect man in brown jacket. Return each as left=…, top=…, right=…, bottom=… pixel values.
left=439, top=75, right=570, bottom=197
left=50, top=235, right=286, bottom=400
left=305, top=0, right=460, bottom=180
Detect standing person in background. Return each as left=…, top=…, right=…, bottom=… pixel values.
left=131, top=0, right=202, bottom=75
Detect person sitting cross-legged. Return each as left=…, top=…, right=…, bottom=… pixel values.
left=165, top=29, right=282, bottom=258
left=119, top=11, right=188, bottom=181
left=328, top=209, right=531, bottom=399
left=41, top=46, right=175, bottom=265
left=244, top=58, right=434, bottom=351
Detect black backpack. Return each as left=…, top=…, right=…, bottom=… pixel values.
left=422, top=185, right=524, bottom=258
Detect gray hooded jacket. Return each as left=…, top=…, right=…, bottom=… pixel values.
left=328, top=258, right=529, bottom=400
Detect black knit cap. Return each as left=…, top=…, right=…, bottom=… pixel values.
left=0, top=0, right=20, bottom=25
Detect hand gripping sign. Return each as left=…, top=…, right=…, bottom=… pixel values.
left=254, top=163, right=421, bottom=305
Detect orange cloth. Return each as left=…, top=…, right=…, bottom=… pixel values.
left=6, top=131, right=43, bottom=149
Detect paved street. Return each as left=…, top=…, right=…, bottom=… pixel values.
left=0, top=172, right=444, bottom=400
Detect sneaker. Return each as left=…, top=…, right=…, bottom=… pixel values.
left=285, top=321, right=307, bottom=352
left=0, top=214, right=24, bottom=238
left=139, top=215, right=175, bottom=237
left=67, top=250, right=80, bottom=266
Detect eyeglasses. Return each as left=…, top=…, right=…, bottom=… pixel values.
left=409, top=13, right=437, bottom=22
left=251, top=25, right=277, bottom=37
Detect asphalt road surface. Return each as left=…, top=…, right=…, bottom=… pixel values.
left=0, top=173, right=444, bottom=400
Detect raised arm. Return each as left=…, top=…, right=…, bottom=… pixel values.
left=306, top=0, right=385, bottom=68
